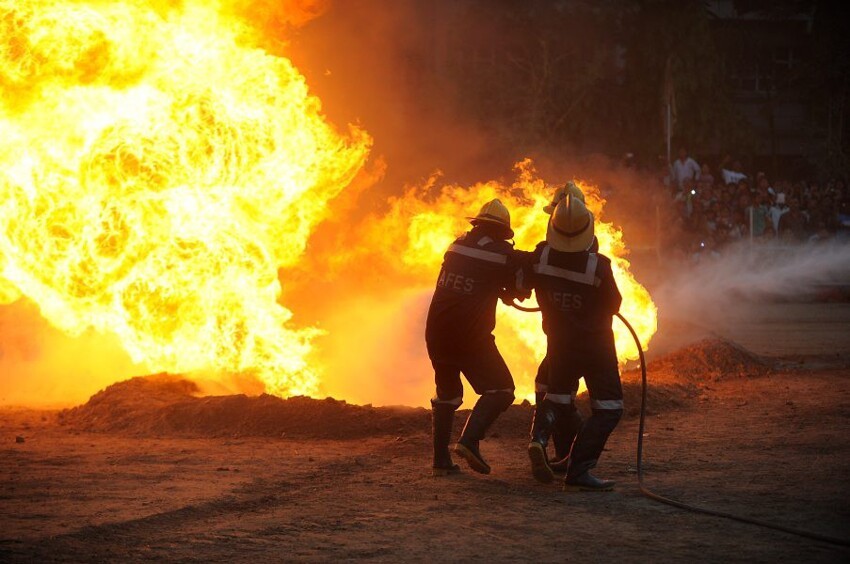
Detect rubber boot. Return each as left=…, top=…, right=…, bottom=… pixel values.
left=563, top=470, right=615, bottom=492
left=563, top=408, right=622, bottom=491
left=527, top=399, right=557, bottom=483
left=549, top=407, right=583, bottom=475
left=549, top=454, right=572, bottom=475
left=431, top=403, right=460, bottom=477
left=536, top=390, right=578, bottom=473
left=533, top=355, right=550, bottom=457
left=533, top=391, right=551, bottom=452
left=454, top=391, right=513, bottom=474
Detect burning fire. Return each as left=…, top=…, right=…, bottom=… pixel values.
left=0, top=0, right=370, bottom=396
left=365, top=160, right=657, bottom=401
left=0, top=0, right=656, bottom=405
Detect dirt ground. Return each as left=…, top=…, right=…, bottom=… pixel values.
left=2, top=304, right=850, bottom=562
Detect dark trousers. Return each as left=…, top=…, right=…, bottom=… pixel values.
left=429, top=337, right=514, bottom=406
left=547, top=338, right=623, bottom=477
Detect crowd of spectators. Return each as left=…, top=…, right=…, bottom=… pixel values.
left=661, top=148, right=850, bottom=261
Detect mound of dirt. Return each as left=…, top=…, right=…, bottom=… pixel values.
left=59, top=339, right=767, bottom=438
left=612, top=338, right=770, bottom=416
left=644, top=338, right=770, bottom=382
left=59, top=375, right=431, bottom=440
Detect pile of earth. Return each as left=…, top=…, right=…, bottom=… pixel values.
left=58, top=339, right=770, bottom=439
left=641, top=337, right=770, bottom=382
left=617, top=337, right=770, bottom=417
left=58, top=374, right=431, bottom=440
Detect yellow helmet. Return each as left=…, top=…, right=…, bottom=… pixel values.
left=546, top=194, right=594, bottom=252
left=543, top=181, right=585, bottom=215
left=467, top=198, right=513, bottom=238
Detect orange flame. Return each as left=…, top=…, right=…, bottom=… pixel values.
left=0, top=0, right=370, bottom=396
left=0, top=1, right=656, bottom=406
left=365, top=160, right=657, bottom=401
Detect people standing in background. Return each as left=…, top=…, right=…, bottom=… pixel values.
left=670, top=147, right=701, bottom=191
left=697, top=163, right=714, bottom=191
left=663, top=150, right=847, bottom=252
left=778, top=197, right=809, bottom=242
left=747, top=193, right=772, bottom=238
left=770, top=193, right=789, bottom=234
left=719, top=155, right=747, bottom=185
left=755, top=173, right=775, bottom=199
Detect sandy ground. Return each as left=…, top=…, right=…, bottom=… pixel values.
left=2, top=304, right=850, bottom=562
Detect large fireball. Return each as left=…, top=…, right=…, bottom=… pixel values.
left=0, top=1, right=656, bottom=405
left=0, top=0, right=370, bottom=396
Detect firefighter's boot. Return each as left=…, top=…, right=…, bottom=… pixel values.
left=563, top=406, right=622, bottom=491
left=563, top=471, right=616, bottom=492
left=431, top=403, right=460, bottom=477
left=454, top=391, right=514, bottom=474
left=550, top=406, right=583, bottom=475
left=527, top=399, right=557, bottom=483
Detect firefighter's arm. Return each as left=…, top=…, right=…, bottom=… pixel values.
left=500, top=247, right=537, bottom=303
left=499, top=269, right=531, bottom=304
left=598, top=258, right=622, bottom=315
left=511, top=245, right=542, bottom=301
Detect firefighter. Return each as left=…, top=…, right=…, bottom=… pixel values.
left=542, top=180, right=584, bottom=214
left=425, top=199, right=522, bottom=477
left=534, top=181, right=593, bottom=474
left=525, top=195, right=623, bottom=490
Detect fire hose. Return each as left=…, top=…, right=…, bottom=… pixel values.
left=508, top=299, right=850, bottom=548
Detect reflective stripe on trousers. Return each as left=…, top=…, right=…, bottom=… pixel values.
left=432, top=395, right=463, bottom=407
left=591, top=398, right=624, bottom=410
left=545, top=392, right=576, bottom=404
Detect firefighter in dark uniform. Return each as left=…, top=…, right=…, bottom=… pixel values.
left=525, top=195, right=623, bottom=490
left=533, top=182, right=591, bottom=474
left=425, top=199, right=523, bottom=476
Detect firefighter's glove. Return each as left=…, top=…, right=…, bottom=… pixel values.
left=500, top=288, right=529, bottom=305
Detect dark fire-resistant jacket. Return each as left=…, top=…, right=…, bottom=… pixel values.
left=425, top=227, right=524, bottom=360
left=523, top=241, right=621, bottom=346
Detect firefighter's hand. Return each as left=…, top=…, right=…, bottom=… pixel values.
left=510, top=286, right=532, bottom=302
left=500, top=288, right=530, bottom=305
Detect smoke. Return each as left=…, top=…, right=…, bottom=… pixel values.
left=650, top=242, right=850, bottom=354
left=281, top=1, right=507, bottom=199
left=663, top=243, right=850, bottom=303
